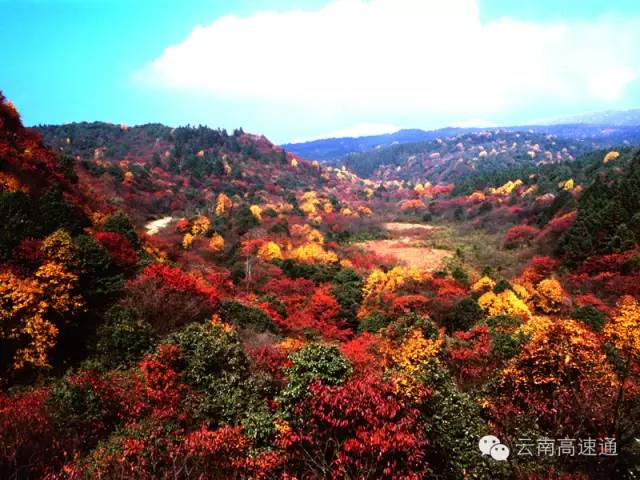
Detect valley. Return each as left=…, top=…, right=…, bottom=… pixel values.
left=357, top=222, right=451, bottom=271
left=1, top=94, right=639, bottom=479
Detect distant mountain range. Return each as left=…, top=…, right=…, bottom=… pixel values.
left=283, top=108, right=640, bottom=162
left=539, top=108, right=640, bottom=127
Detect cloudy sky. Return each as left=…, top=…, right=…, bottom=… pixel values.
left=3, top=0, right=640, bottom=143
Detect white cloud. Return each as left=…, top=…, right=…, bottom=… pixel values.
left=134, top=0, right=640, bottom=121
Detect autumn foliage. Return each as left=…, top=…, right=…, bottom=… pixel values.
left=1, top=92, right=640, bottom=479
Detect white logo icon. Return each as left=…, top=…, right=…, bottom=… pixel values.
left=479, top=435, right=510, bottom=461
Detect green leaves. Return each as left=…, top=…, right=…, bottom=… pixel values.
left=280, top=343, right=352, bottom=408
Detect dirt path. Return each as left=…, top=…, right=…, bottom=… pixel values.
left=145, top=216, right=174, bottom=235
left=359, top=222, right=451, bottom=271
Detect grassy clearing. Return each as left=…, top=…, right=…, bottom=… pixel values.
left=423, top=220, right=533, bottom=279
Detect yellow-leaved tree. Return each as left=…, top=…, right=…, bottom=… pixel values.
left=387, top=327, right=443, bottom=401
left=1, top=262, right=84, bottom=370
left=258, top=241, right=282, bottom=261
left=533, top=278, right=566, bottom=314
left=249, top=205, right=262, bottom=222
left=190, top=216, right=210, bottom=236
left=478, top=289, right=530, bottom=319
left=603, top=295, right=640, bottom=435
left=215, top=193, right=232, bottom=216
left=290, top=243, right=338, bottom=265
left=208, top=233, right=225, bottom=253
left=604, top=295, right=640, bottom=361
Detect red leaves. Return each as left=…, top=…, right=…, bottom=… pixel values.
left=262, top=279, right=350, bottom=340
left=504, top=224, right=540, bottom=247
left=446, top=325, right=496, bottom=389
left=520, top=255, right=558, bottom=284
left=94, top=231, right=139, bottom=271
left=138, top=344, right=188, bottom=420
left=0, top=388, right=54, bottom=479
left=124, top=265, right=219, bottom=332
left=183, top=425, right=248, bottom=472
left=282, top=374, right=428, bottom=479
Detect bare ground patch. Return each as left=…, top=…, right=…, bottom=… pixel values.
left=359, top=223, right=451, bottom=271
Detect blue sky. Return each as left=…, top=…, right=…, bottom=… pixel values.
left=2, top=0, right=640, bottom=143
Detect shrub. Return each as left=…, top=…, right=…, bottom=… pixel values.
left=442, top=296, right=483, bottom=333
left=572, top=305, right=606, bottom=332
left=504, top=224, right=540, bottom=248
left=280, top=343, right=352, bottom=406
left=102, top=210, right=140, bottom=249
left=95, top=306, right=155, bottom=368
left=331, top=268, right=363, bottom=329
left=219, top=299, right=279, bottom=333
left=167, top=323, right=268, bottom=425
left=358, top=311, right=390, bottom=333
left=123, top=264, right=219, bottom=334
left=284, top=374, right=427, bottom=479
left=417, top=359, right=498, bottom=480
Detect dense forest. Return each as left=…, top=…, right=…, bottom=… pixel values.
left=1, top=92, right=640, bottom=479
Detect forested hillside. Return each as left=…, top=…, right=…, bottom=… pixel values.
left=2, top=93, right=640, bottom=479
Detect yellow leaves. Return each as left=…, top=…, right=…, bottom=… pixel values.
left=290, top=158, right=298, bottom=168
left=392, top=328, right=442, bottom=370
left=210, top=314, right=234, bottom=333
left=515, top=315, right=551, bottom=338
left=399, top=199, right=424, bottom=212
left=222, top=159, right=232, bottom=175
left=278, top=337, right=305, bottom=353
left=604, top=295, right=640, bottom=360
left=389, top=327, right=443, bottom=401
left=257, top=241, right=282, bottom=261
left=123, top=171, right=134, bottom=184
left=42, top=229, right=77, bottom=266
left=361, top=267, right=423, bottom=306
left=190, top=216, right=210, bottom=236
left=1, top=262, right=83, bottom=370
left=340, top=258, right=354, bottom=269
left=290, top=242, right=338, bottom=265
left=533, top=278, right=565, bottom=314
left=13, top=312, right=58, bottom=370
left=471, top=276, right=495, bottom=294
left=511, top=283, right=531, bottom=302
left=490, top=179, right=523, bottom=196
left=34, top=262, right=84, bottom=315
left=182, top=233, right=194, bottom=250
left=340, top=207, right=356, bottom=216
left=357, top=206, right=373, bottom=216
left=560, top=178, right=574, bottom=191
left=603, top=151, right=620, bottom=163
left=208, top=233, right=225, bottom=253
left=0, top=271, right=41, bottom=323
left=478, top=289, right=531, bottom=319
left=0, top=172, right=26, bottom=192
left=521, top=185, right=537, bottom=197
left=468, top=191, right=486, bottom=202
left=291, top=223, right=324, bottom=244
left=274, top=418, right=291, bottom=436
left=300, top=202, right=317, bottom=215
left=300, top=191, right=319, bottom=216
left=499, top=319, right=618, bottom=398
left=215, top=193, right=232, bottom=216
left=249, top=205, right=262, bottom=222
left=287, top=222, right=335, bottom=262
